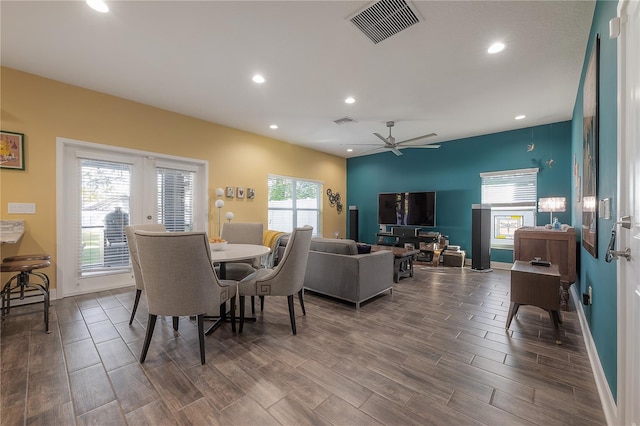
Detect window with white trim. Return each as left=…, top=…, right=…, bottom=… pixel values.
left=157, top=166, right=195, bottom=232
left=267, top=175, right=321, bottom=234
left=480, top=168, right=538, bottom=248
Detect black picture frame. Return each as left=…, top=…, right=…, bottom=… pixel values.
left=0, top=130, right=25, bottom=170
left=582, top=34, right=599, bottom=258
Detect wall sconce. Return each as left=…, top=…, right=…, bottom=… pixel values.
left=538, top=197, right=566, bottom=226
left=225, top=212, right=234, bottom=222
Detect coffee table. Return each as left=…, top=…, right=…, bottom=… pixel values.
left=370, top=245, right=420, bottom=282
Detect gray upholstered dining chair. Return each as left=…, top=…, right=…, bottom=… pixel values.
left=219, top=222, right=264, bottom=279
left=238, top=225, right=313, bottom=335
left=220, top=222, right=264, bottom=313
left=125, top=223, right=166, bottom=326
left=134, top=231, right=237, bottom=365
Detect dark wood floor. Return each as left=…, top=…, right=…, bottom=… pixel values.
left=1, top=266, right=606, bottom=425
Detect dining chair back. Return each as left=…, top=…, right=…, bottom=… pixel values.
left=220, top=222, right=265, bottom=313
left=134, top=231, right=237, bottom=365
left=238, top=225, right=313, bottom=334
left=221, top=222, right=264, bottom=268
left=125, top=223, right=166, bottom=325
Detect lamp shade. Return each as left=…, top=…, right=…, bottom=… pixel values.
left=538, top=197, right=566, bottom=213
left=215, top=199, right=225, bottom=208
left=225, top=212, right=234, bottom=221
left=215, top=187, right=225, bottom=197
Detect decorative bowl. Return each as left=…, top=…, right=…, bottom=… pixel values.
left=211, top=241, right=228, bottom=251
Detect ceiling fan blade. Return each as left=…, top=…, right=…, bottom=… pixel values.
left=342, top=143, right=388, bottom=146
left=398, top=144, right=441, bottom=150
left=390, top=147, right=403, bottom=156
left=373, top=133, right=389, bottom=144
left=396, top=133, right=438, bottom=146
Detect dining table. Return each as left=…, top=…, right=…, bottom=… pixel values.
left=209, top=243, right=271, bottom=279
left=205, top=243, right=270, bottom=335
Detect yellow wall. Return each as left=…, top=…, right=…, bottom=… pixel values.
left=0, top=67, right=346, bottom=290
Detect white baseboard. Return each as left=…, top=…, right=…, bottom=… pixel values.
left=570, top=285, right=618, bottom=426
left=490, top=261, right=512, bottom=270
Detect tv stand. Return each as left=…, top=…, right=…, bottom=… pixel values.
left=376, top=228, right=441, bottom=262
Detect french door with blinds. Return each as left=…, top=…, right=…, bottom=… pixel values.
left=57, top=138, right=207, bottom=297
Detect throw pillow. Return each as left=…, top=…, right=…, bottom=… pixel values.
left=356, top=243, right=371, bottom=254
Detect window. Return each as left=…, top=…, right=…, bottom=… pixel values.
left=79, top=158, right=132, bottom=275
left=480, top=168, right=538, bottom=248
left=157, top=166, right=195, bottom=232
left=267, top=175, right=321, bottom=234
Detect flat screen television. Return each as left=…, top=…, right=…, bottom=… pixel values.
left=378, top=191, right=436, bottom=227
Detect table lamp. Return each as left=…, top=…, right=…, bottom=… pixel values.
left=538, top=197, right=566, bottom=226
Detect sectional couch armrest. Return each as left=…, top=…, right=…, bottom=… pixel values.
left=304, top=250, right=394, bottom=304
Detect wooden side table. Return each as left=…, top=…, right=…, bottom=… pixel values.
left=370, top=245, right=420, bottom=282
left=513, top=226, right=576, bottom=309
left=507, top=260, right=563, bottom=344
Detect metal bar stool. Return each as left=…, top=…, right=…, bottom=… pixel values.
left=1, top=256, right=51, bottom=333
left=3, top=254, right=51, bottom=290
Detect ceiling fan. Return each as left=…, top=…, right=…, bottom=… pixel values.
left=367, top=121, right=439, bottom=156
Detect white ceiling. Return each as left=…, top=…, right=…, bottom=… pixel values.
left=1, top=0, right=595, bottom=158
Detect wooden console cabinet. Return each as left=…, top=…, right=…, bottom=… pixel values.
left=513, top=226, right=576, bottom=285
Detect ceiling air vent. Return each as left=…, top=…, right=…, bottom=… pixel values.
left=349, top=0, right=422, bottom=44
left=334, top=117, right=356, bottom=125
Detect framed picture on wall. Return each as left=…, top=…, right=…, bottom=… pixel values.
left=226, top=186, right=235, bottom=198
left=0, top=130, right=25, bottom=170
left=237, top=187, right=245, bottom=199
left=582, top=34, right=599, bottom=258
left=247, top=188, right=255, bottom=199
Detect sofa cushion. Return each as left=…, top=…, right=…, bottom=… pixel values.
left=309, top=238, right=358, bottom=255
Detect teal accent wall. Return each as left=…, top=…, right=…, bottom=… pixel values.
left=571, top=0, right=618, bottom=400
left=347, top=121, right=573, bottom=263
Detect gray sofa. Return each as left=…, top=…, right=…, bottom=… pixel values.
left=302, top=238, right=394, bottom=309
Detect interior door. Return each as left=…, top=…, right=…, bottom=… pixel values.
left=616, top=1, right=639, bottom=424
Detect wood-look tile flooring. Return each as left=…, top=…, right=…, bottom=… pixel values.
left=1, top=266, right=606, bottom=425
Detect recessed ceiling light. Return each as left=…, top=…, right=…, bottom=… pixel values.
left=86, top=0, right=109, bottom=13
left=488, top=42, right=506, bottom=54
left=515, top=115, right=526, bottom=120
left=347, top=148, right=353, bottom=152
left=252, top=74, right=265, bottom=84
left=344, top=97, right=356, bottom=104
left=270, top=124, right=278, bottom=129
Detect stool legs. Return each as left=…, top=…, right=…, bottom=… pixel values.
left=1, top=270, right=50, bottom=332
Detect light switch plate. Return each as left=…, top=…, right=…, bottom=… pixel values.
left=8, top=203, right=36, bottom=214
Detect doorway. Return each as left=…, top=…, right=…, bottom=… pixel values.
left=56, top=138, right=207, bottom=297
left=616, top=0, right=639, bottom=424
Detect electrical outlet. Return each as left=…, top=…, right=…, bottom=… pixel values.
left=588, top=286, right=593, bottom=305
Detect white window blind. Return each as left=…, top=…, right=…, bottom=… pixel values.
left=79, top=158, right=132, bottom=275
left=480, top=168, right=538, bottom=206
left=268, top=175, right=321, bottom=234
left=480, top=168, right=538, bottom=247
left=157, top=167, right=194, bottom=232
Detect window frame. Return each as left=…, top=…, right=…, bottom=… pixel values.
left=480, top=168, right=538, bottom=249
left=267, top=174, right=322, bottom=235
